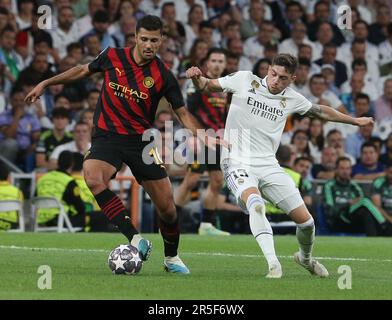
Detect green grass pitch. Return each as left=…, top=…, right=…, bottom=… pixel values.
left=0, top=233, right=391, bottom=300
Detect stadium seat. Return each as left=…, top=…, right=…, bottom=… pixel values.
left=32, top=197, right=82, bottom=233
left=0, top=200, right=25, bottom=232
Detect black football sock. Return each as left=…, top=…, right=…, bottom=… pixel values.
left=159, top=217, right=180, bottom=257
left=95, top=188, right=139, bottom=242
left=201, top=208, right=215, bottom=224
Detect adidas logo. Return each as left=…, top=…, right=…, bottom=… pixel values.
left=248, top=88, right=256, bottom=94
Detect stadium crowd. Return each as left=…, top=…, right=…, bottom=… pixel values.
left=0, top=0, right=391, bottom=236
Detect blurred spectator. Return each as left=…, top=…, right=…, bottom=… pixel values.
left=224, top=51, right=239, bottom=74
left=84, top=88, right=100, bottom=111
left=66, top=42, right=84, bottom=64
left=278, top=21, right=314, bottom=57
left=0, top=88, right=40, bottom=169
left=75, top=0, right=104, bottom=37
left=297, top=44, right=320, bottom=75
left=291, top=129, right=311, bottom=159
left=79, top=108, right=94, bottom=130
left=252, top=57, right=270, bottom=79
left=50, top=6, right=79, bottom=59
left=345, top=0, right=372, bottom=24
left=184, top=4, right=204, bottom=55
left=326, top=129, right=356, bottom=164
left=35, top=107, right=73, bottom=171
left=371, top=162, right=392, bottom=236
left=352, top=142, right=384, bottom=180
left=82, top=10, right=119, bottom=51
left=15, top=0, right=34, bottom=30
left=270, top=0, right=304, bottom=41
left=292, top=156, right=313, bottom=209
left=307, top=73, right=347, bottom=114
left=219, top=20, right=241, bottom=49
left=323, top=156, right=384, bottom=236
left=369, top=4, right=390, bottom=45
left=312, top=22, right=335, bottom=61
left=211, top=11, right=230, bottom=45
left=375, top=79, right=392, bottom=123
left=240, top=0, right=266, bottom=40
left=339, top=39, right=380, bottom=85
left=281, top=113, right=310, bottom=145
left=307, top=0, right=345, bottom=45
left=378, top=22, right=392, bottom=74
left=198, top=20, right=217, bottom=50
left=340, top=58, right=379, bottom=100
left=16, top=52, right=55, bottom=90
left=308, top=117, right=324, bottom=164
left=311, top=146, right=337, bottom=180
left=291, top=58, right=311, bottom=96
left=227, top=37, right=252, bottom=71
left=36, top=150, right=86, bottom=229
left=161, top=2, right=185, bottom=46
left=0, top=159, right=24, bottom=231
left=345, top=113, right=377, bottom=160
left=315, top=43, right=347, bottom=88
left=0, top=7, right=10, bottom=34
left=49, top=121, right=91, bottom=170
left=243, top=20, right=275, bottom=65
left=320, top=64, right=340, bottom=96
left=380, top=132, right=392, bottom=166
left=0, top=25, right=24, bottom=95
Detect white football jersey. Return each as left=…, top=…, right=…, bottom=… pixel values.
left=218, top=71, right=312, bottom=166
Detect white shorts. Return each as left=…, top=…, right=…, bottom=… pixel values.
left=221, top=159, right=304, bottom=215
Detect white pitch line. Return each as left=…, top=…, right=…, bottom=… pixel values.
left=1, top=245, right=391, bottom=263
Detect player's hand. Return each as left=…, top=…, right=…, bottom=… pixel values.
left=24, top=82, right=46, bottom=104
left=355, top=117, right=374, bottom=127
left=186, top=66, right=203, bottom=79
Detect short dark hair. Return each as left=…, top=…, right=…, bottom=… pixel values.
left=58, top=151, right=74, bottom=171
left=199, top=20, right=213, bottom=30
left=271, top=54, right=298, bottom=75
left=206, top=47, right=226, bottom=60
left=336, top=156, right=351, bottom=167
left=0, top=160, right=9, bottom=180
left=253, top=58, right=271, bottom=75
left=361, top=141, right=377, bottom=153
left=93, top=10, right=109, bottom=23
left=298, top=58, right=311, bottom=67
left=310, top=73, right=325, bottom=83
left=136, top=15, right=163, bottom=34
left=52, top=107, right=70, bottom=120
left=354, top=92, right=370, bottom=103
left=326, top=129, right=342, bottom=138
left=294, top=156, right=313, bottom=166
left=87, top=89, right=100, bottom=96
left=72, top=152, right=84, bottom=172
left=66, top=42, right=83, bottom=54
left=352, top=58, right=367, bottom=70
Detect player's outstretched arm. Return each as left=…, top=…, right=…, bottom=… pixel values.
left=24, top=64, right=92, bottom=103
left=305, top=104, right=374, bottom=127
left=186, top=66, right=223, bottom=93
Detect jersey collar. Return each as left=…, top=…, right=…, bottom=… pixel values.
left=262, top=76, right=287, bottom=96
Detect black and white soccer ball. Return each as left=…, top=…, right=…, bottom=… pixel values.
left=108, top=244, right=143, bottom=275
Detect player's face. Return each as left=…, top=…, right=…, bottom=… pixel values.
left=135, top=28, right=162, bottom=61
left=206, top=53, right=226, bottom=77
left=267, top=65, right=295, bottom=94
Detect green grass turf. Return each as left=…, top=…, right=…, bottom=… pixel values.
left=0, top=233, right=391, bottom=300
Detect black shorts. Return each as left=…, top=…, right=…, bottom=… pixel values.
left=188, top=145, right=222, bottom=174
left=85, top=128, right=167, bottom=184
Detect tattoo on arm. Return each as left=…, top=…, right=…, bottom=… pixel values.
left=306, top=104, right=323, bottom=118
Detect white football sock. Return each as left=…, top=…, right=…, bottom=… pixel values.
left=296, top=217, right=315, bottom=262
left=246, top=194, right=279, bottom=268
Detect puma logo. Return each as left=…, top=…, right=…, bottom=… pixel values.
left=115, top=67, right=123, bottom=76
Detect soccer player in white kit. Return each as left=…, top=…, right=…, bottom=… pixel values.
left=186, top=54, right=374, bottom=278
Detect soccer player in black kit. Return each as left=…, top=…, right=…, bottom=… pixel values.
left=25, top=15, right=226, bottom=274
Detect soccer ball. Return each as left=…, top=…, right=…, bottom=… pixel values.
left=108, top=244, right=143, bottom=275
